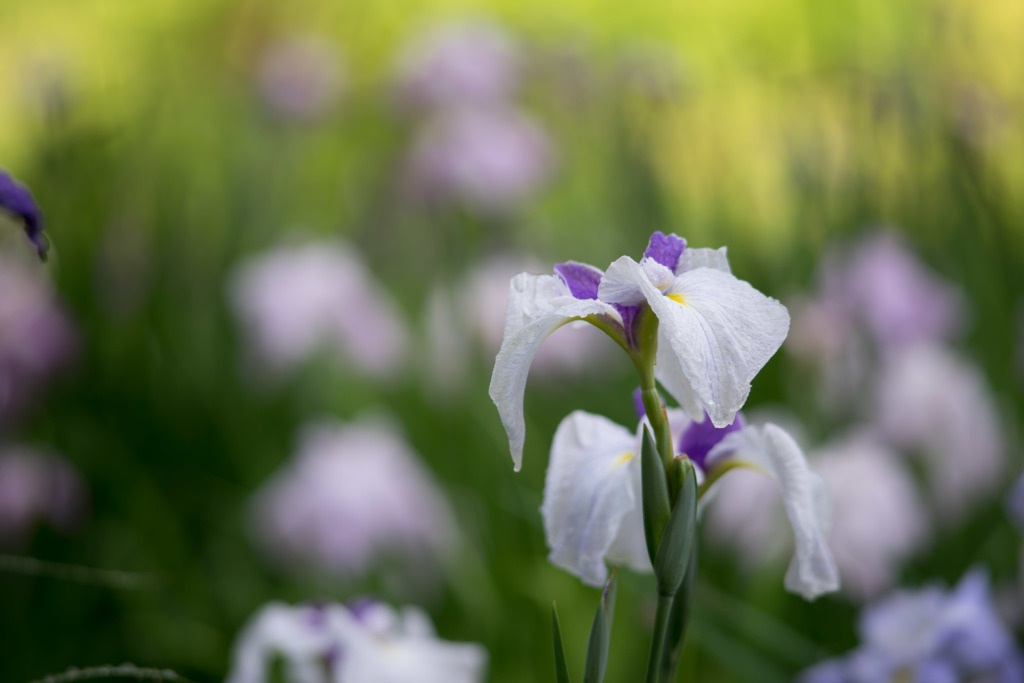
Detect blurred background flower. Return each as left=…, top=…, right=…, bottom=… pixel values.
left=228, top=599, right=487, bottom=683
left=0, top=259, right=76, bottom=423
left=249, top=416, right=457, bottom=592
left=255, top=35, right=345, bottom=123
left=227, top=240, right=408, bottom=382
left=0, top=446, right=87, bottom=549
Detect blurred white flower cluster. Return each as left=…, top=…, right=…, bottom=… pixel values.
left=227, top=599, right=487, bottom=683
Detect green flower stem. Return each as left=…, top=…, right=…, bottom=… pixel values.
left=644, top=594, right=674, bottom=683
left=632, top=308, right=674, bottom=469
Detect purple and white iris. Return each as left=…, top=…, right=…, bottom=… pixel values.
left=0, top=171, right=46, bottom=260
left=227, top=599, right=487, bottom=683
left=541, top=404, right=838, bottom=599
left=490, top=231, right=790, bottom=471
left=799, top=570, right=1024, bottom=682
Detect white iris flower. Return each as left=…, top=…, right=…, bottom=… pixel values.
left=489, top=232, right=790, bottom=471
left=541, top=409, right=839, bottom=600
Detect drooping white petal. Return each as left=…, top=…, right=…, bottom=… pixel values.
left=707, top=424, right=839, bottom=599
left=488, top=273, right=612, bottom=470
left=657, top=267, right=789, bottom=426
left=541, top=411, right=651, bottom=586
left=677, top=246, right=731, bottom=274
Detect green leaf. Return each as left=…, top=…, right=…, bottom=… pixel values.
left=551, top=603, right=572, bottom=683
left=660, top=539, right=699, bottom=683
left=583, top=568, right=618, bottom=683
left=654, top=458, right=698, bottom=597
left=640, top=425, right=671, bottom=566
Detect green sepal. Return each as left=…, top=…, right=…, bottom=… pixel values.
left=654, top=458, right=698, bottom=597
left=583, top=568, right=618, bottom=683
left=640, top=425, right=671, bottom=566
left=551, top=603, right=572, bottom=683
left=660, top=539, right=699, bottom=682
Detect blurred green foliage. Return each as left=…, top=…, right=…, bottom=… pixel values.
left=1, top=0, right=1023, bottom=681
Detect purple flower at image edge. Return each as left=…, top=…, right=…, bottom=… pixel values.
left=799, top=569, right=1024, bottom=682
left=0, top=171, right=47, bottom=260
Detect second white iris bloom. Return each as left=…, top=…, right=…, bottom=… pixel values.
left=541, top=408, right=839, bottom=600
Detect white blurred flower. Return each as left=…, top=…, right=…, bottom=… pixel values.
left=0, top=445, right=87, bottom=548
left=249, top=417, right=457, bottom=583
left=227, top=599, right=487, bottom=683
left=393, top=19, right=519, bottom=112
left=875, top=343, right=1005, bottom=522
left=814, top=434, right=930, bottom=601
left=256, top=36, right=344, bottom=122
left=402, top=106, right=555, bottom=215
left=227, top=241, right=408, bottom=381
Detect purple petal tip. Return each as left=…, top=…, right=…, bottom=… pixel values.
left=643, top=231, right=686, bottom=271
left=0, top=171, right=47, bottom=260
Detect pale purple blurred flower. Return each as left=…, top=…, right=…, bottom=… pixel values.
left=249, top=417, right=457, bottom=583
left=814, top=433, right=930, bottom=601
left=0, top=260, right=76, bottom=423
left=256, top=36, right=344, bottom=122
left=800, top=570, right=1024, bottom=683
left=227, top=241, right=408, bottom=381
left=703, top=465, right=786, bottom=570
left=875, top=343, right=1004, bottom=522
left=841, top=233, right=962, bottom=351
left=0, top=446, right=87, bottom=548
left=786, top=294, right=869, bottom=412
left=787, top=232, right=963, bottom=409
left=393, top=19, right=519, bottom=112
left=228, top=599, right=487, bottom=683
left=402, top=106, right=555, bottom=214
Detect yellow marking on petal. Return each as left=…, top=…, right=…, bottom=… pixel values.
left=667, top=293, right=688, bottom=307
left=614, top=452, right=635, bottom=466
